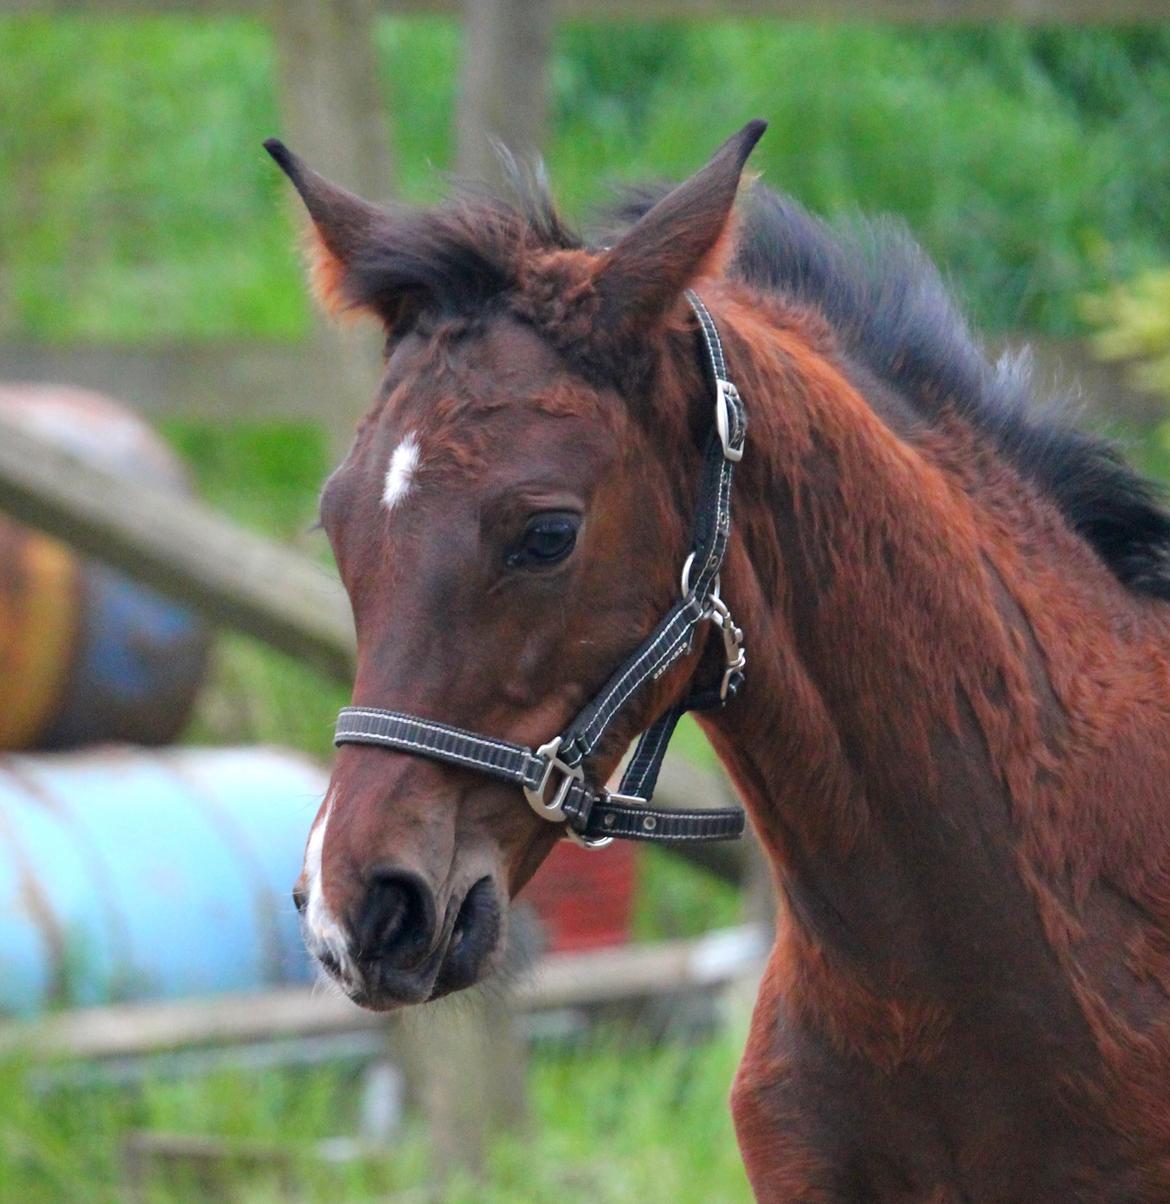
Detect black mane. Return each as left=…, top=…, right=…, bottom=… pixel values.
left=616, top=182, right=1170, bottom=601
left=727, top=188, right=1170, bottom=600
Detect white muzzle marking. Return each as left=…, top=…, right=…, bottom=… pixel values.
left=302, top=794, right=358, bottom=988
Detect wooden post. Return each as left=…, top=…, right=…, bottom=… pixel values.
left=268, top=0, right=393, bottom=444
left=269, top=0, right=392, bottom=199
left=396, top=909, right=537, bottom=1180
left=399, top=990, right=528, bottom=1180
left=456, top=0, right=554, bottom=187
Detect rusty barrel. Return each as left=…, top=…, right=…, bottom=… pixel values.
left=0, top=385, right=210, bottom=750
left=0, top=746, right=322, bottom=1014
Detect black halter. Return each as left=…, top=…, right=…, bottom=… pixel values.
left=335, top=291, right=748, bottom=848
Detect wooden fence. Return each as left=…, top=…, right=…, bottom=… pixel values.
left=3, top=333, right=1162, bottom=435
left=0, top=925, right=768, bottom=1063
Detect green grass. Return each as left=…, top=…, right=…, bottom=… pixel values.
left=0, top=1029, right=752, bottom=1202
left=0, top=17, right=301, bottom=342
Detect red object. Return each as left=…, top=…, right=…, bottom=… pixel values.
left=519, top=839, right=640, bottom=953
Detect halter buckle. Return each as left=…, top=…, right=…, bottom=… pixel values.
left=716, top=379, right=745, bottom=462
left=524, top=736, right=585, bottom=823
left=709, top=592, right=747, bottom=701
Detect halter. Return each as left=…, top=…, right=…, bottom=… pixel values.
left=334, top=291, right=748, bottom=848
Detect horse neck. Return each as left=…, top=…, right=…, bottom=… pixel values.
left=694, top=296, right=1084, bottom=968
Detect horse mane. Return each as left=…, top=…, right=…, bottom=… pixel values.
left=747, top=194, right=1170, bottom=601
left=624, top=183, right=1170, bottom=602
left=350, top=169, right=1170, bottom=601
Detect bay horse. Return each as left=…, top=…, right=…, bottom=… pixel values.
left=269, top=122, right=1170, bottom=1199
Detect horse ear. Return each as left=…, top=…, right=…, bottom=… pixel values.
left=264, top=139, right=390, bottom=320
left=593, top=120, right=766, bottom=332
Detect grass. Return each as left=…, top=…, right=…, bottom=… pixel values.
left=0, top=1028, right=752, bottom=1202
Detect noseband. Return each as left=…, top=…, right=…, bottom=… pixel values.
left=334, top=292, right=748, bottom=848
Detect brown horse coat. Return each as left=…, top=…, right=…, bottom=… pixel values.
left=270, top=125, right=1170, bottom=1200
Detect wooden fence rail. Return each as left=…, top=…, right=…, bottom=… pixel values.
left=4, top=337, right=1160, bottom=435
left=0, top=925, right=768, bottom=1062
left=0, top=411, right=357, bottom=681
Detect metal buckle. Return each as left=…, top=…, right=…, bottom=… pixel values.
left=523, top=736, right=584, bottom=823
left=566, top=828, right=614, bottom=850
left=708, top=593, right=747, bottom=701
left=715, top=379, right=745, bottom=462
left=567, top=788, right=650, bottom=849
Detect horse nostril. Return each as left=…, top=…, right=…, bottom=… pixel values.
left=357, top=868, right=436, bottom=970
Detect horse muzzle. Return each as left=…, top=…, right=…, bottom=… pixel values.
left=297, top=869, right=502, bottom=1008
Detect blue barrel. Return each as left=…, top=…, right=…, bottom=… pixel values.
left=0, top=384, right=210, bottom=750
left=0, top=747, right=322, bottom=1014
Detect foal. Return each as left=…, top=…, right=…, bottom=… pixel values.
left=271, top=123, right=1170, bottom=1199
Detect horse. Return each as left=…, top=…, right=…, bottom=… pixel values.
left=268, top=122, right=1170, bottom=1200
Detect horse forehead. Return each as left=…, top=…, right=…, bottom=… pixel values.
left=386, top=317, right=564, bottom=410
left=376, top=326, right=605, bottom=456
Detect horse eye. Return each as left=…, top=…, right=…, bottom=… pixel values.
left=505, top=512, right=580, bottom=570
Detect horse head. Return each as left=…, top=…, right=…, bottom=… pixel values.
left=269, top=123, right=765, bottom=1008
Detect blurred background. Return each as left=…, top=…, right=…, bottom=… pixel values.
left=2, top=3, right=1170, bottom=1200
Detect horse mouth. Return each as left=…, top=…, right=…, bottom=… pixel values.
left=429, top=876, right=501, bottom=999
left=335, top=876, right=502, bottom=1011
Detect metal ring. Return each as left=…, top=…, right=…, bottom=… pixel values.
left=679, top=551, right=696, bottom=598
left=565, top=829, right=613, bottom=850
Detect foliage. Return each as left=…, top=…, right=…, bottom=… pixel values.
left=0, top=1029, right=751, bottom=1202
left=1084, top=268, right=1170, bottom=400
left=0, top=17, right=301, bottom=342
left=3, top=20, right=1170, bottom=340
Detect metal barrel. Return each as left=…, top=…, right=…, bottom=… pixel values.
left=0, top=384, right=210, bottom=751
left=0, top=746, right=323, bottom=1014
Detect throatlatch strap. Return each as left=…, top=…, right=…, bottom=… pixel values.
left=619, top=703, right=686, bottom=801
left=561, top=786, right=745, bottom=843
left=334, top=290, right=748, bottom=847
